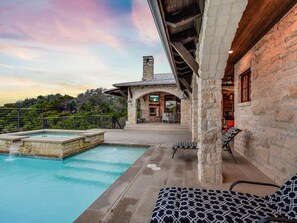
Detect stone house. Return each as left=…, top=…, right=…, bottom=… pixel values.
left=105, top=56, right=191, bottom=127
left=148, top=0, right=297, bottom=184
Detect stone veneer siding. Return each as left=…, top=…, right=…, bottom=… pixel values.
left=196, top=78, right=223, bottom=184
left=234, top=6, right=297, bottom=184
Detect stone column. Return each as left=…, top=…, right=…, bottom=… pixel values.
left=127, top=99, right=137, bottom=125
left=181, top=99, right=191, bottom=126
left=197, top=78, right=223, bottom=184
left=192, top=75, right=199, bottom=141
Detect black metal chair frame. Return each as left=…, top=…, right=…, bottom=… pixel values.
left=229, top=180, right=297, bottom=223
left=222, top=127, right=242, bottom=163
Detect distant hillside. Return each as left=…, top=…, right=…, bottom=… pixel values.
left=2, top=87, right=127, bottom=118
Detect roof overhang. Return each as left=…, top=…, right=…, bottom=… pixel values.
left=114, top=79, right=176, bottom=87
left=148, top=0, right=204, bottom=93
left=149, top=0, right=296, bottom=88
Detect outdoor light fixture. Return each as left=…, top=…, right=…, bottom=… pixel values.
left=229, top=50, right=234, bottom=54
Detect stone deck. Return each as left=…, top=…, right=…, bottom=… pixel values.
left=75, top=129, right=277, bottom=223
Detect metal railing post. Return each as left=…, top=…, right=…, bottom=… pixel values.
left=17, top=108, right=20, bottom=131
left=112, top=116, right=115, bottom=129
left=41, top=110, right=45, bottom=129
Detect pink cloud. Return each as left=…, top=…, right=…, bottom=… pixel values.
left=0, top=0, right=123, bottom=49
left=0, top=43, right=39, bottom=61
left=130, top=0, right=160, bottom=44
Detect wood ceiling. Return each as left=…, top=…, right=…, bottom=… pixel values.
left=223, top=0, right=297, bottom=84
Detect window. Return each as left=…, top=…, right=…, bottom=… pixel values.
left=240, top=69, right=251, bottom=102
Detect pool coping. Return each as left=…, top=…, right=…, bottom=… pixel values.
left=74, top=143, right=154, bottom=223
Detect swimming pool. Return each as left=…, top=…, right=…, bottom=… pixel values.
left=0, top=144, right=147, bottom=223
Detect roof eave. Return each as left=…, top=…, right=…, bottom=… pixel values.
left=147, top=0, right=181, bottom=89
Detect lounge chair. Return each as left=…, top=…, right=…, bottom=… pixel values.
left=172, top=127, right=242, bottom=163
left=150, top=173, right=297, bottom=223
left=172, top=142, right=197, bottom=159
left=222, top=127, right=242, bottom=163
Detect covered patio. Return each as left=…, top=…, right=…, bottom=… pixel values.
left=148, top=0, right=297, bottom=184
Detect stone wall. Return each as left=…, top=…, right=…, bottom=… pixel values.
left=234, top=6, right=297, bottom=184
left=192, top=75, right=199, bottom=141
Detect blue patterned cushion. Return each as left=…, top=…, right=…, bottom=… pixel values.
left=150, top=187, right=181, bottom=223
left=178, top=188, right=275, bottom=223
left=266, top=174, right=297, bottom=220
left=150, top=187, right=276, bottom=223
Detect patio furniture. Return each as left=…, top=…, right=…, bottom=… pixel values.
left=162, top=113, right=174, bottom=123
left=137, top=118, right=145, bottom=123
left=222, top=127, right=242, bottom=163
left=172, top=142, right=197, bottom=158
left=150, top=173, right=297, bottom=223
left=172, top=127, right=242, bottom=161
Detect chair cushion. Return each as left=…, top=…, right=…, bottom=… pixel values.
left=179, top=188, right=276, bottom=223
left=266, top=174, right=297, bottom=220
left=173, top=142, right=197, bottom=149
left=151, top=187, right=276, bottom=223
left=222, top=127, right=242, bottom=147
left=150, top=187, right=181, bottom=223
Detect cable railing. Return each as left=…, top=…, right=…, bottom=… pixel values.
left=0, top=107, right=126, bottom=133
left=44, top=115, right=125, bottom=130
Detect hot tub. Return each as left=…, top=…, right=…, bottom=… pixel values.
left=0, top=129, right=105, bottom=159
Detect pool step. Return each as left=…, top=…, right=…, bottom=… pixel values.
left=69, top=158, right=131, bottom=167
left=64, top=161, right=128, bottom=174
left=56, top=168, right=121, bottom=186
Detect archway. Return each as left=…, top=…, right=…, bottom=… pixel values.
left=126, top=86, right=191, bottom=126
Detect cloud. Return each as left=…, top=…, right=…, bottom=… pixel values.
left=130, top=0, right=160, bottom=44
left=0, top=43, right=39, bottom=61
left=0, top=63, right=14, bottom=69
left=0, top=0, right=124, bottom=49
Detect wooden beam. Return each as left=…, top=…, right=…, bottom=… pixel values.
left=165, top=4, right=201, bottom=28
left=118, top=89, right=128, bottom=100
left=176, top=64, right=189, bottom=71
left=175, top=59, right=186, bottom=64
left=128, top=87, right=133, bottom=99
left=176, top=62, right=189, bottom=70
left=178, top=70, right=192, bottom=75
left=172, top=42, right=199, bottom=77
left=174, top=56, right=184, bottom=63
left=171, top=28, right=197, bottom=44
left=179, top=78, right=192, bottom=93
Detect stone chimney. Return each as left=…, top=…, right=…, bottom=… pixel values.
left=142, top=56, right=154, bottom=81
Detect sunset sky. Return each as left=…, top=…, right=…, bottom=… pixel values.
left=0, top=0, right=170, bottom=105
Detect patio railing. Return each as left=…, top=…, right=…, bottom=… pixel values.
left=0, top=107, right=126, bottom=133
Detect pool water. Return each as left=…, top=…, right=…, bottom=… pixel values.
left=0, top=144, right=146, bottom=223
left=19, top=131, right=79, bottom=138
